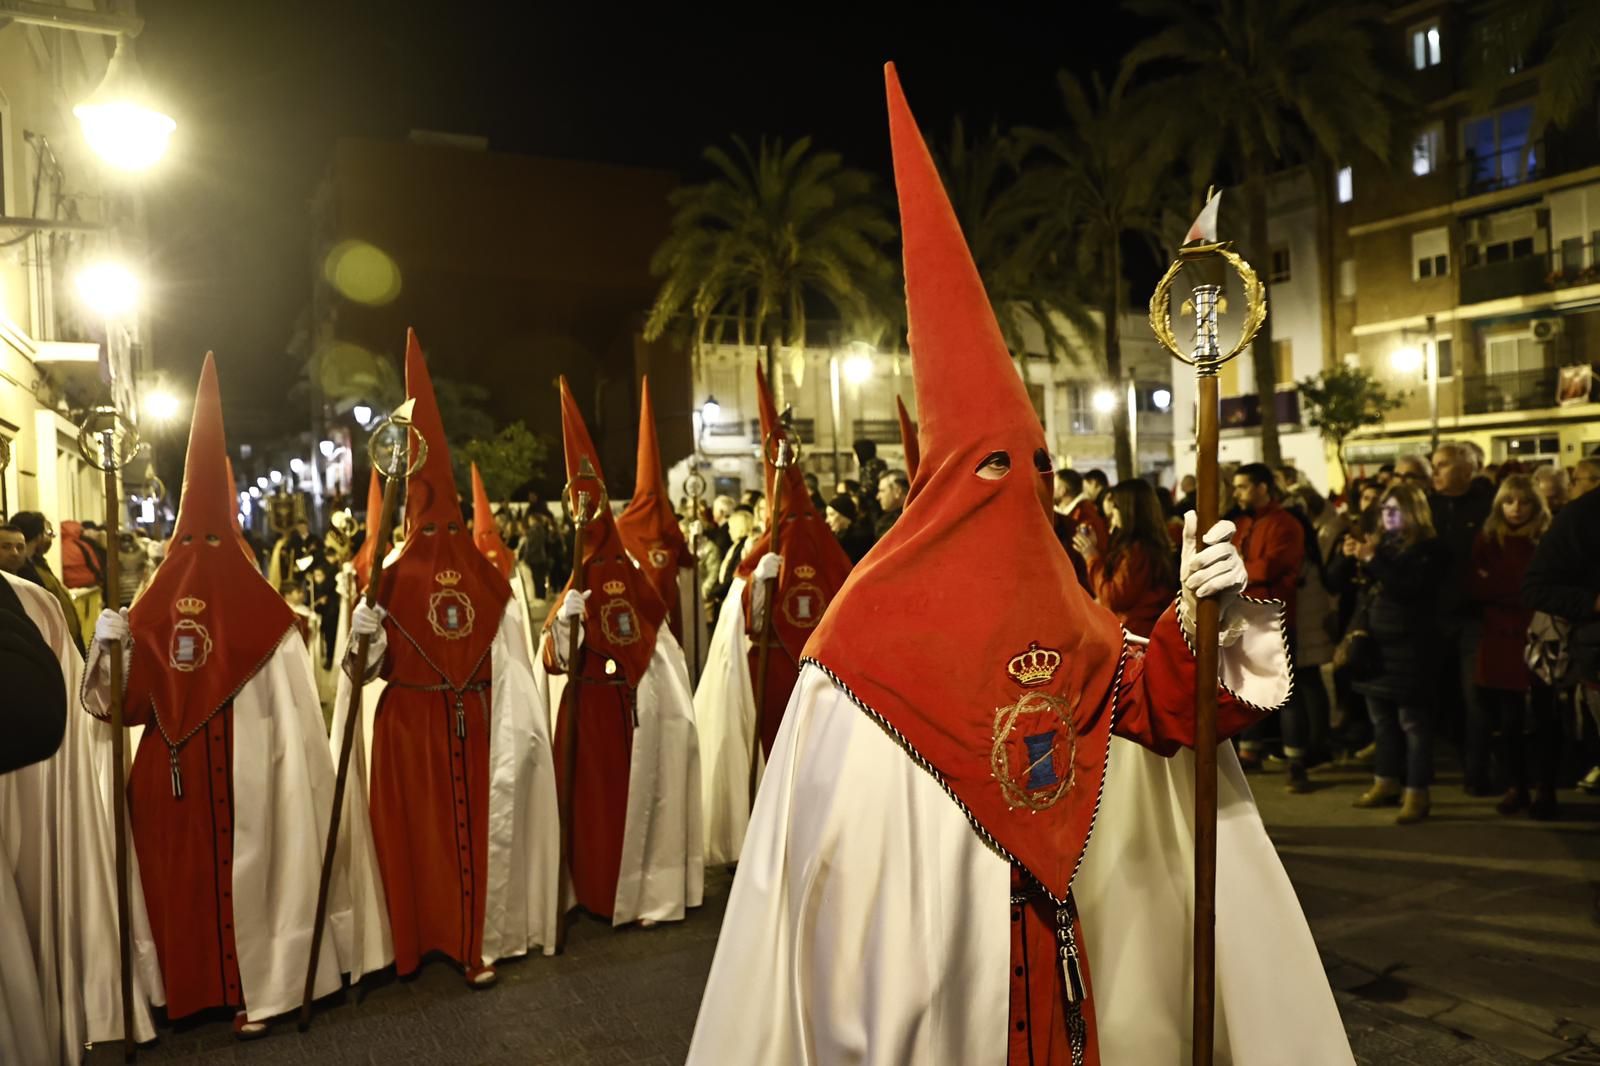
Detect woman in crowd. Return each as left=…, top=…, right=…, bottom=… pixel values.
left=1467, top=474, right=1556, bottom=818
left=1330, top=483, right=1447, bottom=825
left=1073, top=478, right=1175, bottom=638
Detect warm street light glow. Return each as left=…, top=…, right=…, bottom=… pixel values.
left=75, top=262, right=140, bottom=317
left=1152, top=388, right=1173, bottom=411
left=144, top=388, right=180, bottom=422
left=352, top=404, right=373, bottom=427
left=701, top=395, right=721, bottom=422
left=1092, top=387, right=1118, bottom=414
left=74, top=37, right=175, bottom=171
left=843, top=353, right=874, bottom=386
left=1391, top=345, right=1424, bottom=374
left=319, top=439, right=336, bottom=459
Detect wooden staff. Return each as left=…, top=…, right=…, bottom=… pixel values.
left=1148, top=227, right=1266, bottom=1066
left=99, top=425, right=135, bottom=1063
left=747, top=425, right=792, bottom=811
left=554, top=470, right=597, bottom=954
left=300, top=404, right=421, bottom=1030
left=684, top=469, right=707, bottom=683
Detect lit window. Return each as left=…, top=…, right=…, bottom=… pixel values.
left=1412, top=124, right=1442, bottom=176
left=1411, top=20, right=1443, bottom=70
left=1336, top=165, right=1354, bottom=204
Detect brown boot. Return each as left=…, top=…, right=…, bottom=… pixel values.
left=1353, top=778, right=1402, bottom=808
left=1395, top=788, right=1430, bottom=825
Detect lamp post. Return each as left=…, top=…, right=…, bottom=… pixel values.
left=1390, top=313, right=1441, bottom=456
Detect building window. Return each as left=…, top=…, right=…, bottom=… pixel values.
left=1498, top=434, right=1559, bottom=461
left=1410, top=19, right=1443, bottom=70
left=1485, top=333, right=1543, bottom=375
left=1339, top=258, right=1356, bottom=298
left=1436, top=337, right=1454, bottom=378
left=1412, top=123, right=1442, bottom=176
left=1461, top=105, right=1536, bottom=192
left=1336, top=165, right=1354, bottom=204
left=1412, top=227, right=1450, bottom=279
left=1269, top=247, right=1292, bottom=284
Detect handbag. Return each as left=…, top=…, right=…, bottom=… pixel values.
left=1332, top=582, right=1382, bottom=681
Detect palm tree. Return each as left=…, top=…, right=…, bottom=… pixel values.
left=931, top=118, right=1092, bottom=366
left=1125, top=0, right=1399, bottom=469
left=1019, top=66, right=1187, bottom=480
left=1472, top=0, right=1600, bottom=134
left=643, top=136, right=898, bottom=408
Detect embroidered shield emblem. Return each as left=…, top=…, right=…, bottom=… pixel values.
left=168, top=619, right=214, bottom=672
left=781, top=581, right=826, bottom=628
left=647, top=545, right=671, bottom=570
left=427, top=588, right=476, bottom=640
left=991, top=690, right=1080, bottom=811
left=600, top=597, right=641, bottom=646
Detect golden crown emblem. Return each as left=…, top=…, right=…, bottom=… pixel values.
left=602, top=579, right=626, bottom=595
left=176, top=596, right=206, bottom=616
left=435, top=570, right=462, bottom=587
left=794, top=564, right=817, bottom=579
left=1007, top=642, right=1061, bottom=688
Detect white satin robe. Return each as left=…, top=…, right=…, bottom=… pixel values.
left=692, top=576, right=758, bottom=865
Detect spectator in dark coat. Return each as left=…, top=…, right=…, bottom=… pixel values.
left=1467, top=475, right=1554, bottom=818
left=1330, top=483, right=1447, bottom=825
left=824, top=494, right=873, bottom=564
left=1429, top=442, right=1497, bottom=793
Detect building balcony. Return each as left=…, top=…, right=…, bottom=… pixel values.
left=1461, top=366, right=1566, bottom=414
left=1460, top=253, right=1549, bottom=304
left=1219, top=388, right=1301, bottom=431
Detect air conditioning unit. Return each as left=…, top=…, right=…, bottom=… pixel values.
left=1531, top=317, right=1564, bottom=342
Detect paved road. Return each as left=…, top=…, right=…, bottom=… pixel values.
left=85, top=760, right=1600, bottom=1065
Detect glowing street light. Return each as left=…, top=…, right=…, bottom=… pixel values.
left=1390, top=345, right=1424, bottom=374
left=73, top=37, right=175, bottom=171
left=843, top=352, right=874, bottom=386
left=352, top=404, right=373, bottom=427
left=701, top=395, right=721, bottom=423
left=1092, top=387, right=1118, bottom=414
left=144, top=387, right=180, bottom=422
left=1152, top=387, right=1173, bottom=412
left=75, top=262, right=140, bottom=317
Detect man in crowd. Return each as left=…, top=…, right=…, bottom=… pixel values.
left=1084, top=467, right=1111, bottom=513
left=874, top=469, right=909, bottom=538
left=11, top=511, right=83, bottom=653
left=1429, top=440, right=1496, bottom=792
left=824, top=492, right=872, bottom=563
left=1231, top=462, right=1308, bottom=771
left=0, top=523, right=29, bottom=576
left=1394, top=454, right=1431, bottom=487
left=1056, top=468, right=1109, bottom=555
left=1175, top=473, right=1198, bottom=515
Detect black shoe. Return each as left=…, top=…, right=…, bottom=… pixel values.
left=1286, top=762, right=1312, bottom=794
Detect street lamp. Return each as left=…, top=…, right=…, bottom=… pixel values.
left=700, top=395, right=721, bottom=424
left=1152, top=388, right=1173, bottom=412
left=144, top=387, right=180, bottom=423
left=75, top=262, right=140, bottom=317
left=73, top=36, right=175, bottom=171
left=1390, top=313, right=1441, bottom=454
left=843, top=352, right=874, bottom=386
left=1389, top=345, right=1423, bottom=374
left=1091, top=387, right=1118, bottom=414
left=352, top=404, right=373, bottom=428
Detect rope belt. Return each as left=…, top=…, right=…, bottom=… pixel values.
left=388, top=678, right=491, bottom=738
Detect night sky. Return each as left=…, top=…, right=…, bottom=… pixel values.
left=134, top=4, right=1152, bottom=439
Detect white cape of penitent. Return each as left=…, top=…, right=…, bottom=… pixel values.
left=535, top=624, right=705, bottom=925
left=0, top=573, right=157, bottom=1063
left=332, top=599, right=561, bottom=980
left=691, top=576, right=758, bottom=865
left=83, top=624, right=357, bottom=1024
left=686, top=662, right=1352, bottom=1066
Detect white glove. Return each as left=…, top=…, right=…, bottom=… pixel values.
left=1178, top=512, right=1249, bottom=648
left=753, top=552, right=782, bottom=583
left=94, top=607, right=130, bottom=647
left=558, top=588, right=590, bottom=622
left=350, top=602, right=387, bottom=638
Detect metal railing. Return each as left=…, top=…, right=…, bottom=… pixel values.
left=850, top=419, right=902, bottom=444
left=1461, top=366, right=1565, bottom=414
left=1461, top=240, right=1600, bottom=304
left=1457, top=139, right=1542, bottom=198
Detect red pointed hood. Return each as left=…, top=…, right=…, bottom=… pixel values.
left=895, top=394, right=920, bottom=480
left=224, top=456, right=256, bottom=564
left=351, top=468, right=384, bottom=590
left=376, top=329, right=510, bottom=689
left=125, top=353, right=295, bottom=737
left=471, top=462, right=514, bottom=579
left=616, top=376, right=691, bottom=637
left=802, top=65, right=1125, bottom=904
left=545, top=376, right=664, bottom=685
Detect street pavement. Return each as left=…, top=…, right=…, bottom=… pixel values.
left=85, top=757, right=1600, bottom=1065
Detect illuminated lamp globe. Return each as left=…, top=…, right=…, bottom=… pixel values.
left=73, top=37, right=175, bottom=171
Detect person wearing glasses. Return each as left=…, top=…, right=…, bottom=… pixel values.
left=1332, top=484, right=1447, bottom=824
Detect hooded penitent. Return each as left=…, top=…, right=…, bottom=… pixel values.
left=545, top=376, right=665, bottom=687
left=125, top=353, right=294, bottom=759
left=802, top=66, right=1126, bottom=906
left=896, top=394, right=920, bottom=480
left=377, top=330, right=511, bottom=689
left=736, top=364, right=853, bottom=754
left=351, top=468, right=385, bottom=591
left=471, top=463, right=514, bottom=581
left=615, top=376, right=692, bottom=640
